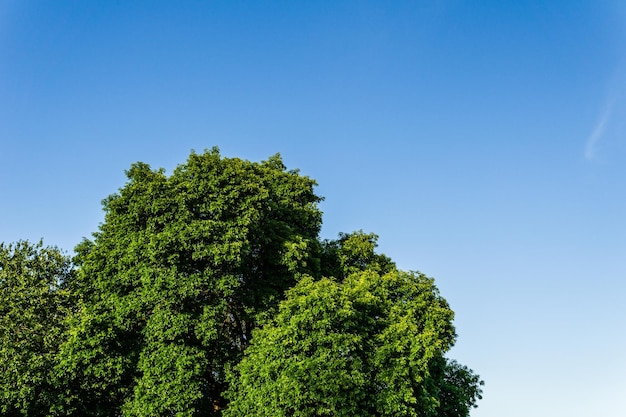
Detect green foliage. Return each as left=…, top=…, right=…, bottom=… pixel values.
left=320, top=230, right=395, bottom=279
left=55, top=148, right=323, bottom=415
left=429, top=358, right=484, bottom=417
left=224, top=265, right=469, bottom=417
left=0, top=240, right=73, bottom=416
left=226, top=233, right=483, bottom=416
left=1, top=148, right=482, bottom=416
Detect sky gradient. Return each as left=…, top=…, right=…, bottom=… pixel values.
left=2, top=1, right=626, bottom=416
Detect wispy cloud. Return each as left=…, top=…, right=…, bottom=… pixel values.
left=584, top=97, right=615, bottom=161
left=584, top=59, right=626, bottom=162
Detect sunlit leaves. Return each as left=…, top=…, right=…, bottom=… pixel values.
left=1, top=149, right=482, bottom=416
left=0, top=241, right=73, bottom=416
left=225, top=267, right=470, bottom=417
left=56, top=148, right=323, bottom=415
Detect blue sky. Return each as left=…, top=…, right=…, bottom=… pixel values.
left=1, top=1, right=625, bottom=415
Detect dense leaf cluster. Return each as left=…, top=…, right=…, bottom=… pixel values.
left=0, top=149, right=482, bottom=416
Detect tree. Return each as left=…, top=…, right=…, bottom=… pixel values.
left=16, top=148, right=483, bottom=416
left=429, top=358, right=484, bottom=417
left=55, top=148, right=323, bottom=416
left=224, top=234, right=483, bottom=417
left=0, top=240, right=73, bottom=416
left=319, top=230, right=395, bottom=279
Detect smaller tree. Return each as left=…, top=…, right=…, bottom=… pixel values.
left=0, top=240, right=73, bottom=416
left=429, top=357, right=484, bottom=417
left=224, top=266, right=481, bottom=416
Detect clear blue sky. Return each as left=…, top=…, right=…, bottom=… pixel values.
left=2, top=1, right=625, bottom=415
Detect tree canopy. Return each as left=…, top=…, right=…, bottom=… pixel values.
left=0, top=148, right=482, bottom=416
left=56, top=148, right=323, bottom=416
left=0, top=240, right=73, bottom=416
left=224, top=234, right=481, bottom=417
